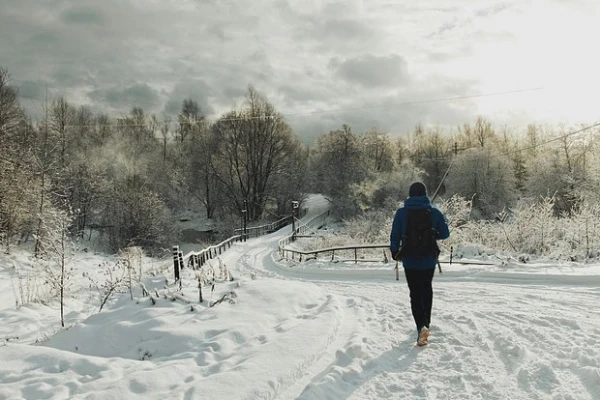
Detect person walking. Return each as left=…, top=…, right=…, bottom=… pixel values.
left=389, top=182, right=450, bottom=346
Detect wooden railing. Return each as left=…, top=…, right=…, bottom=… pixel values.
left=282, top=242, right=390, bottom=263
left=184, top=235, right=243, bottom=269
left=233, top=213, right=298, bottom=239
left=278, top=211, right=495, bottom=265
left=278, top=210, right=330, bottom=258
left=183, top=208, right=307, bottom=269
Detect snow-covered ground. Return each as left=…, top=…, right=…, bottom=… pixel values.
left=1, top=195, right=599, bottom=399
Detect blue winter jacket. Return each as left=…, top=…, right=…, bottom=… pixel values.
left=389, top=196, right=450, bottom=270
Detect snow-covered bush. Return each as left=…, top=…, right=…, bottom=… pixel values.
left=350, top=165, right=422, bottom=213
left=86, top=260, right=129, bottom=312
left=293, top=194, right=600, bottom=262
left=446, top=147, right=517, bottom=218
left=342, top=210, right=392, bottom=244
left=10, top=261, right=48, bottom=307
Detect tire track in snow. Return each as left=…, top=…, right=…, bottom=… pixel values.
left=223, top=208, right=600, bottom=399
left=229, top=232, right=369, bottom=400
left=436, top=283, right=600, bottom=400
left=282, top=281, right=600, bottom=400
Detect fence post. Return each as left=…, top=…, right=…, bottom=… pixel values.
left=242, top=199, right=248, bottom=242
left=172, top=245, right=180, bottom=282
left=291, top=200, right=299, bottom=241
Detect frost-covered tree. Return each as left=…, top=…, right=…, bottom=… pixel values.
left=0, top=68, right=37, bottom=252
left=271, top=138, right=309, bottom=217
left=177, top=99, right=204, bottom=144
left=446, top=147, right=516, bottom=218
left=411, top=127, right=452, bottom=197
left=525, top=130, right=594, bottom=214
left=360, top=128, right=394, bottom=173
left=473, top=116, right=495, bottom=148
left=211, top=87, right=300, bottom=221
left=37, top=206, right=74, bottom=327
left=185, top=119, right=223, bottom=219
left=351, top=163, right=422, bottom=212
left=309, top=124, right=366, bottom=217
left=102, top=175, right=176, bottom=253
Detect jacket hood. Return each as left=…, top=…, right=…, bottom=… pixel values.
left=403, top=195, right=432, bottom=209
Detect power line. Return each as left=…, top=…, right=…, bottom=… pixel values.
left=278, top=87, right=544, bottom=117
left=411, top=121, right=600, bottom=168
left=510, top=121, right=600, bottom=155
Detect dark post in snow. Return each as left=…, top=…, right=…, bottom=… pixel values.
left=178, top=250, right=184, bottom=290
left=198, top=277, right=203, bottom=303
left=242, top=199, right=248, bottom=242
left=291, top=200, right=299, bottom=241
left=172, top=245, right=180, bottom=282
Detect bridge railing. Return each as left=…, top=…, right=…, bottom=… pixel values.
left=182, top=208, right=307, bottom=269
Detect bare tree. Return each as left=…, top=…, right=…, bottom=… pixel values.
left=0, top=68, right=36, bottom=252
left=177, top=99, right=203, bottom=144
left=447, top=147, right=516, bottom=218
left=309, top=124, right=366, bottom=217
left=186, top=120, right=223, bottom=219
left=473, top=116, right=495, bottom=148
left=272, top=138, right=309, bottom=216
left=160, top=116, right=171, bottom=161
left=411, top=127, right=452, bottom=197
left=49, top=97, right=75, bottom=168
left=38, top=206, right=73, bottom=327
left=211, top=86, right=298, bottom=221
left=361, top=128, right=394, bottom=173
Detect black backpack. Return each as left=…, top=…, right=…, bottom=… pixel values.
left=399, top=209, right=440, bottom=258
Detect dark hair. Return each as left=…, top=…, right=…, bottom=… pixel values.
left=409, top=182, right=427, bottom=197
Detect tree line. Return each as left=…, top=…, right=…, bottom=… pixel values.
left=0, top=68, right=306, bottom=254
left=312, top=119, right=600, bottom=220
left=2, top=66, right=599, bottom=255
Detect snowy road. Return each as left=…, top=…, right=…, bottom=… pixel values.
left=218, top=198, right=600, bottom=400
left=1, top=195, right=599, bottom=399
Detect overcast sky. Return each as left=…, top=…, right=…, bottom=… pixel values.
left=1, top=0, right=599, bottom=143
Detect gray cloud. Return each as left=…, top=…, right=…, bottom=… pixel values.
left=60, top=5, right=105, bottom=25
left=163, top=79, right=215, bottom=116
left=89, top=84, right=161, bottom=110
left=15, top=80, right=46, bottom=100
left=330, top=54, right=410, bottom=87
left=293, top=17, right=378, bottom=53
left=286, top=73, right=480, bottom=141
left=1, top=0, right=593, bottom=146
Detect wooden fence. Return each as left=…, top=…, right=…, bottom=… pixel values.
left=281, top=243, right=390, bottom=263
left=278, top=210, right=331, bottom=258
left=232, top=211, right=305, bottom=239
left=182, top=208, right=307, bottom=270
left=183, top=235, right=243, bottom=270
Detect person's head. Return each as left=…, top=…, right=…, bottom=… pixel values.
left=408, top=182, right=427, bottom=197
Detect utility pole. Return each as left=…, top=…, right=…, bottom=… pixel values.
left=242, top=199, right=248, bottom=242
left=291, top=201, right=299, bottom=240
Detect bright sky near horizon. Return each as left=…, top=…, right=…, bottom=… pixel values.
left=1, top=0, right=599, bottom=142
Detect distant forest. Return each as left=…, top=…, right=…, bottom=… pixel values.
left=2, top=67, right=600, bottom=255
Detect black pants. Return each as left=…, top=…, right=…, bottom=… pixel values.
left=404, top=268, right=435, bottom=331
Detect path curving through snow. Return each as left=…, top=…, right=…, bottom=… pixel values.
left=0, top=194, right=599, bottom=399
left=216, top=195, right=600, bottom=399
